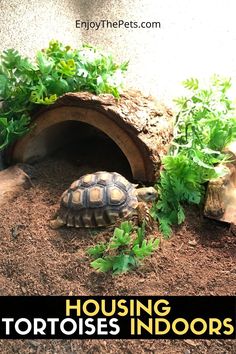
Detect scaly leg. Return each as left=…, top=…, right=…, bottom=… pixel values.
left=136, top=202, right=154, bottom=231
left=49, top=217, right=66, bottom=229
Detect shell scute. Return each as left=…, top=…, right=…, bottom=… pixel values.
left=71, top=189, right=84, bottom=208
left=88, top=186, right=105, bottom=207
left=96, top=172, right=113, bottom=186
left=113, top=172, right=131, bottom=190
left=80, top=173, right=96, bottom=187
left=108, top=186, right=126, bottom=206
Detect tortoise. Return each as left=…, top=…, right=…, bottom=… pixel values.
left=50, top=171, right=158, bottom=229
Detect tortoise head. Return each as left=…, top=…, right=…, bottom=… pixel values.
left=136, top=186, right=158, bottom=202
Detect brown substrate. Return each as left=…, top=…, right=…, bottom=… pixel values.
left=0, top=155, right=235, bottom=353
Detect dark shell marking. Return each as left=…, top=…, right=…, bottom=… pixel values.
left=58, top=172, right=138, bottom=227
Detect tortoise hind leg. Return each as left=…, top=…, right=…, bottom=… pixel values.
left=49, top=216, right=66, bottom=229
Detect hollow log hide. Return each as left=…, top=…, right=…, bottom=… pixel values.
left=9, top=91, right=173, bottom=182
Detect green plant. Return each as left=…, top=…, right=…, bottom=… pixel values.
left=151, top=76, right=236, bottom=237
left=87, top=221, right=159, bottom=274
left=0, top=40, right=128, bottom=150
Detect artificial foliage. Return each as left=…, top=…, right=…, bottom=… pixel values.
left=0, top=40, right=128, bottom=150
left=87, top=221, right=159, bottom=274
left=151, top=76, right=236, bottom=237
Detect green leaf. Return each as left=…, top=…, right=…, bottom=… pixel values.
left=48, top=78, right=70, bottom=96
left=42, top=94, right=57, bottom=105
left=201, top=147, right=221, bottom=155
left=0, top=117, right=8, bottom=127
left=120, top=221, right=133, bottom=234
left=0, top=74, right=7, bottom=97
left=158, top=217, right=172, bottom=238
left=113, top=227, right=124, bottom=239
left=133, top=221, right=146, bottom=247
left=183, top=78, right=199, bottom=90
left=177, top=205, right=185, bottom=224
left=132, top=239, right=159, bottom=259
left=57, top=59, right=76, bottom=77
left=192, top=155, right=215, bottom=169
left=36, top=51, right=54, bottom=75
left=86, top=243, right=107, bottom=258
left=1, top=48, right=20, bottom=69
left=120, top=60, right=129, bottom=71
left=91, top=257, right=114, bottom=272
left=18, top=57, right=36, bottom=72
left=30, top=90, right=57, bottom=105
left=112, top=255, right=137, bottom=274
left=173, top=96, right=188, bottom=109
left=0, top=114, right=30, bottom=149
left=110, top=227, right=131, bottom=249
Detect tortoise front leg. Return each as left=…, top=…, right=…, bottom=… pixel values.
left=136, top=202, right=154, bottom=231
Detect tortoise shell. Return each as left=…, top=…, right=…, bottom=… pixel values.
left=58, top=171, right=138, bottom=227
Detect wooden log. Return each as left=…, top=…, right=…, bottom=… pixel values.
left=204, top=141, right=236, bottom=224
left=0, top=165, right=32, bottom=206
left=9, top=90, right=173, bottom=182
